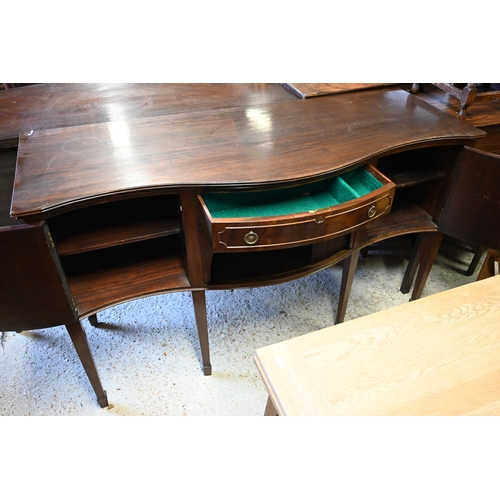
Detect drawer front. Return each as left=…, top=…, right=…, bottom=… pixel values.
left=199, top=164, right=396, bottom=252
left=207, top=188, right=394, bottom=251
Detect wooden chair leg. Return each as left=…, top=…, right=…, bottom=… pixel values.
left=477, top=249, right=499, bottom=281
left=191, top=290, right=212, bottom=375
left=65, top=321, right=108, bottom=408
left=336, top=250, right=360, bottom=324
left=410, top=232, right=443, bottom=301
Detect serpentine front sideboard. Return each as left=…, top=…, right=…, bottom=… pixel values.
left=1, top=84, right=485, bottom=407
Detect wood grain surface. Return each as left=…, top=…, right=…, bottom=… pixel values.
left=282, top=83, right=396, bottom=98
left=255, top=275, right=500, bottom=416
left=0, top=83, right=295, bottom=146
left=12, top=88, right=484, bottom=219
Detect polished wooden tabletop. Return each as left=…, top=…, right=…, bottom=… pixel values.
left=255, top=274, right=500, bottom=416
left=414, top=87, right=500, bottom=128
left=0, top=83, right=296, bottom=147
left=11, top=87, right=484, bottom=219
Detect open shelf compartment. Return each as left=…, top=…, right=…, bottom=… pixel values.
left=48, top=195, right=181, bottom=256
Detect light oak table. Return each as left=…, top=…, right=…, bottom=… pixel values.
left=255, top=275, right=500, bottom=416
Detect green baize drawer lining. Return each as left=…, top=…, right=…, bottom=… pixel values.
left=202, top=166, right=383, bottom=219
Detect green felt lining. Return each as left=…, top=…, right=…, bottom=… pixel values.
left=203, top=166, right=383, bottom=219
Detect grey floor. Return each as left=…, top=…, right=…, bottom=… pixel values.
left=0, top=237, right=484, bottom=416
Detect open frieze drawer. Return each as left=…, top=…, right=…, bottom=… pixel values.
left=198, top=164, right=396, bottom=252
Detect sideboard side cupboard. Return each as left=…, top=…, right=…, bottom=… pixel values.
left=2, top=84, right=485, bottom=406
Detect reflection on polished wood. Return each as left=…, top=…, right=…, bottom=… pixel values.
left=413, top=85, right=500, bottom=129
left=256, top=275, right=500, bottom=416
left=0, top=83, right=295, bottom=147
left=11, top=88, right=483, bottom=220
left=1, top=84, right=488, bottom=407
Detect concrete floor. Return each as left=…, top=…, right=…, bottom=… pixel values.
left=0, top=237, right=484, bottom=416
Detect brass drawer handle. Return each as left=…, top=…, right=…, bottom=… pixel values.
left=367, top=205, right=377, bottom=219
left=244, top=231, right=259, bottom=245
left=316, top=217, right=325, bottom=224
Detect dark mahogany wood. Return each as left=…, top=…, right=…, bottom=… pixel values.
left=335, top=203, right=438, bottom=323
left=66, top=321, right=108, bottom=408
left=61, top=237, right=190, bottom=317
left=47, top=195, right=181, bottom=256
left=413, top=86, right=500, bottom=128
left=0, top=148, right=22, bottom=227
left=191, top=290, right=212, bottom=375
left=0, top=83, right=295, bottom=147
left=198, top=174, right=395, bottom=253
left=179, top=191, right=212, bottom=374
left=281, top=83, right=396, bottom=98
left=408, top=147, right=500, bottom=299
left=477, top=249, right=500, bottom=280
left=1, top=84, right=490, bottom=407
left=11, top=89, right=484, bottom=220
left=0, top=222, right=77, bottom=331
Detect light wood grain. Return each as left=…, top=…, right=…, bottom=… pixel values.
left=255, top=275, right=500, bottom=416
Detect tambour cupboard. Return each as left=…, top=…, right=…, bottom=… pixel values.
left=1, top=84, right=486, bottom=406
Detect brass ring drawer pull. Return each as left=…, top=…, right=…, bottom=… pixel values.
left=367, top=205, right=377, bottom=219
left=316, top=217, right=325, bottom=224
left=244, top=231, right=259, bottom=245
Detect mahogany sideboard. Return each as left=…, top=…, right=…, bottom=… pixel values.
left=0, top=84, right=485, bottom=407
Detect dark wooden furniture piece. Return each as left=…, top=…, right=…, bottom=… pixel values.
left=431, top=84, right=500, bottom=120
left=281, top=83, right=395, bottom=99
left=1, top=84, right=485, bottom=407
left=403, top=146, right=500, bottom=300
left=478, top=249, right=500, bottom=280
left=410, top=83, right=500, bottom=120
left=411, top=84, right=500, bottom=156
left=0, top=83, right=296, bottom=148
left=0, top=148, right=109, bottom=407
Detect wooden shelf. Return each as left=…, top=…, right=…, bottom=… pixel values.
left=355, top=203, right=437, bottom=250
left=207, top=238, right=356, bottom=289
left=377, top=165, right=445, bottom=189
left=53, top=217, right=180, bottom=256
left=377, top=147, right=446, bottom=189
left=61, top=237, right=190, bottom=316
left=48, top=195, right=181, bottom=256
left=207, top=204, right=436, bottom=289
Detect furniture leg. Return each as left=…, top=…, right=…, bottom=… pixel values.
left=410, top=232, right=443, bottom=301
left=465, top=246, right=487, bottom=276
left=400, top=233, right=425, bottom=294
left=477, top=249, right=499, bottom=281
left=336, top=250, right=360, bottom=324
left=65, top=321, right=108, bottom=408
left=191, top=290, right=212, bottom=375
left=458, top=84, right=477, bottom=120
left=264, top=396, right=278, bottom=416
left=88, top=313, right=98, bottom=327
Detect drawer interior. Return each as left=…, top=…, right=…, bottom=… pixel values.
left=201, top=166, right=383, bottom=219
